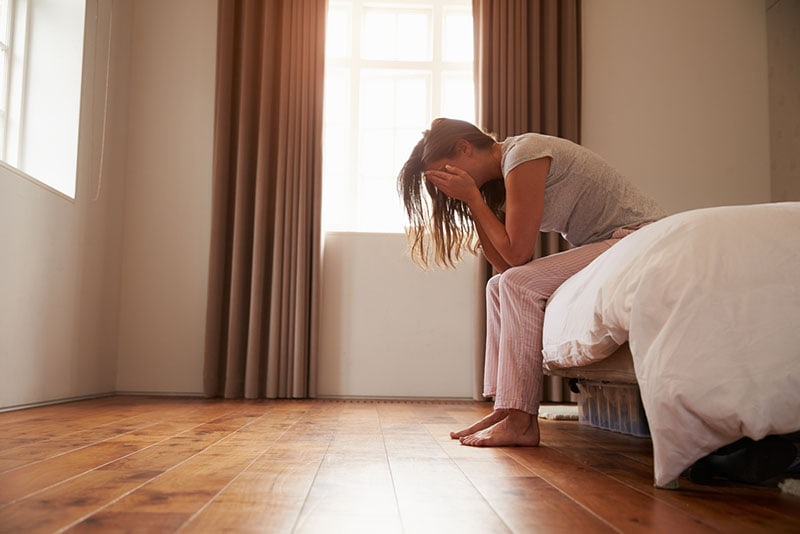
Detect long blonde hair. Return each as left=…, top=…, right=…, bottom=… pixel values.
left=397, top=118, right=505, bottom=268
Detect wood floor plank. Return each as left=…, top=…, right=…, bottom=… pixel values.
left=389, top=456, right=511, bottom=533
left=503, top=445, right=722, bottom=533
left=0, top=467, right=158, bottom=533
left=0, top=424, right=250, bottom=531
left=295, top=456, right=402, bottom=533
left=184, top=438, right=328, bottom=532
left=0, top=420, right=157, bottom=473
left=446, top=456, right=614, bottom=533
left=0, top=401, right=250, bottom=505
left=0, top=396, right=176, bottom=435
left=0, top=397, right=797, bottom=533
left=464, top=472, right=617, bottom=533
left=291, top=402, right=402, bottom=533
left=0, top=437, right=157, bottom=506
left=64, top=400, right=319, bottom=532
left=0, top=396, right=121, bottom=428
left=377, top=404, right=513, bottom=533
left=423, top=420, right=618, bottom=532
left=66, top=428, right=273, bottom=530
left=552, top=441, right=800, bottom=533
left=0, top=402, right=144, bottom=453
left=0, top=400, right=258, bottom=511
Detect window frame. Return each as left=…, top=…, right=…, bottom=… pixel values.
left=0, top=0, right=87, bottom=200
left=0, top=0, right=28, bottom=168
left=323, top=0, right=475, bottom=234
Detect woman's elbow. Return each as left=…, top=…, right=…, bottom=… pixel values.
left=505, top=251, right=533, bottom=268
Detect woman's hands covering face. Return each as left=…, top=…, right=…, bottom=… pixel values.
left=424, top=165, right=481, bottom=204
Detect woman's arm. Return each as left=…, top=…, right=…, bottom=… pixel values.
left=426, top=157, right=549, bottom=271
left=472, top=215, right=511, bottom=272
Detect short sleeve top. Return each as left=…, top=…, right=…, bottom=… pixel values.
left=501, top=133, right=666, bottom=246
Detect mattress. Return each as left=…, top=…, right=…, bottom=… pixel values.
left=544, top=343, right=636, bottom=384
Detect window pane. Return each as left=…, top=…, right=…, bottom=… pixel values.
left=360, top=75, right=395, bottom=128
left=397, top=11, right=430, bottom=61
left=358, top=175, right=406, bottom=232
left=323, top=0, right=474, bottom=233
left=0, top=0, right=9, bottom=45
left=360, top=70, right=429, bottom=130
left=395, top=128, right=425, bottom=171
left=326, top=5, right=351, bottom=59
left=323, top=68, right=352, bottom=231
left=359, top=128, right=394, bottom=177
left=443, top=9, right=473, bottom=62
left=442, top=72, right=475, bottom=122
left=395, top=76, right=429, bottom=127
left=362, top=8, right=431, bottom=61
left=324, top=68, right=350, bottom=127
left=6, top=0, right=86, bottom=198
left=362, top=10, right=395, bottom=60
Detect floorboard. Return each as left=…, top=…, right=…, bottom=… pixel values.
left=0, top=397, right=797, bottom=533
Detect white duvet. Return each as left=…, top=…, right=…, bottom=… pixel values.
left=542, top=203, right=800, bottom=487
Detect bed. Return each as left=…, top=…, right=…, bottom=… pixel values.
left=541, top=202, right=800, bottom=488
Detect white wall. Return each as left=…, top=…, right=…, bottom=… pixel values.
left=582, top=0, right=771, bottom=214
left=318, top=233, right=483, bottom=399
left=0, top=0, right=131, bottom=409
left=114, top=0, right=216, bottom=394
left=767, top=0, right=800, bottom=202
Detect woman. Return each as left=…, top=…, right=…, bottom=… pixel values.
left=397, top=118, right=665, bottom=447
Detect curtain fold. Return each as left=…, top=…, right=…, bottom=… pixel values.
left=204, top=0, right=325, bottom=399
left=472, top=0, right=581, bottom=402
left=473, top=0, right=580, bottom=140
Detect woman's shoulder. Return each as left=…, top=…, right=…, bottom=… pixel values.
left=501, top=133, right=570, bottom=173
left=503, top=132, right=577, bottom=152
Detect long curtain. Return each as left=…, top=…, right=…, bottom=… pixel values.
left=204, top=0, right=326, bottom=399
left=472, top=0, right=581, bottom=401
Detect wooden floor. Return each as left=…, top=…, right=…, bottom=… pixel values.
left=0, top=397, right=798, bottom=533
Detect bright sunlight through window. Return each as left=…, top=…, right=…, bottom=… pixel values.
left=0, top=0, right=85, bottom=199
left=323, top=0, right=474, bottom=233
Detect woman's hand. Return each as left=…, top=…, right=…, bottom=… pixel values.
left=424, top=165, right=482, bottom=204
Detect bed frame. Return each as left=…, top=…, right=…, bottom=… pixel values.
left=545, top=343, right=650, bottom=438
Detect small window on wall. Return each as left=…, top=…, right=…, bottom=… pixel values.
left=323, top=0, right=475, bottom=233
left=0, top=0, right=86, bottom=199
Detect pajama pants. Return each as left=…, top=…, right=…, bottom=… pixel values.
left=482, top=232, right=632, bottom=415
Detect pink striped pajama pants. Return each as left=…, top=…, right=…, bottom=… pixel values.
left=482, top=235, right=627, bottom=415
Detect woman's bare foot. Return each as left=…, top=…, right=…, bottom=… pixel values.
left=459, top=409, right=540, bottom=447
left=450, top=409, right=510, bottom=439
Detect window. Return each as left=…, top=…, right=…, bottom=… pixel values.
left=323, top=0, right=474, bottom=233
left=0, top=0, right=86, bottom=199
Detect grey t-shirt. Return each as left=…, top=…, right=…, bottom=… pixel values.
left=501, top=133, right=666, bottom=246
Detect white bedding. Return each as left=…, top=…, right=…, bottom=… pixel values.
left=542, top=202, right=800, bottom=487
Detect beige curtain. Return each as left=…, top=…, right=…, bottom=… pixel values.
left=204, top=0, right=325, bottom=399
left=472, top=0, right=581, bottom=402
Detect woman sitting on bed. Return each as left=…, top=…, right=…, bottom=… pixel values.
left=397, top=118, right=665, bottom=447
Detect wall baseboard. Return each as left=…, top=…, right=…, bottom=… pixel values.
left=313, top=395, right=480, bottom=404
left=0, top=391, right=206, bottom=413
left=0, top=392, right=116, bottom=413
left=113, top=391, right=205, bottom=399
